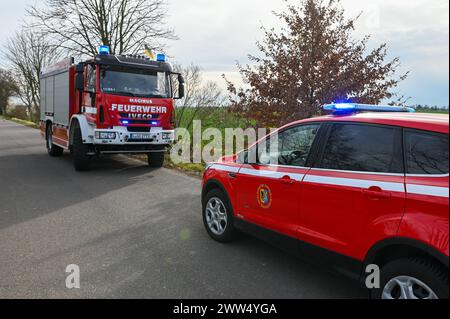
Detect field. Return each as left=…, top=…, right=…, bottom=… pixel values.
left=161, top=107, right=253, bottom=175
left=176, top=107, right=252, bottom=132
left=415, top=107, right=449, bottom=114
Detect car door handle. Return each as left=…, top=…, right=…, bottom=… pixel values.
left=362, top=186, right=392, bottom=200
left=280, top=175, right=296, bottom=185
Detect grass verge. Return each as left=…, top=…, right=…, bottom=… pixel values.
left=132, top=154, right=205, bottom=178
left=0, top=115, right=40, bottom=129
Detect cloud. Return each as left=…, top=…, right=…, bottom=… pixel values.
left=166, top=0, right=448, bottom=105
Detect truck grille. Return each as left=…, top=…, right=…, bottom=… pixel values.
left=127, top=138, right=154, bottom=143
left=127, top=127, right=151, bottom=133
left=120, top=113, right=159, bottom=119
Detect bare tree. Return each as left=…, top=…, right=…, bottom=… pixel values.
left=175, top=64, right=203, bottom=109
left=3, top=30, right=61, bottom=122
left=27, top=0, right=176, bottom=57
left=226, top=0, right=409, bottom=127
left=0, top=69, right=18, bottom=117
left=173, top=64, right=226, bottom=131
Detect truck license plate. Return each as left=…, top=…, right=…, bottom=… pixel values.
left=130, top=133, right=153, bottom=140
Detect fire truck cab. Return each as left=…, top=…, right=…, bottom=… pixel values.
left=40, top=46, right=184, bottom=171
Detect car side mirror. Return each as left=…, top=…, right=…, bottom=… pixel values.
left=259, top=152, right=271, bottom=165
left=237, top=150, right=247, bottom=164
left=243, top=148, right=258, bottom=165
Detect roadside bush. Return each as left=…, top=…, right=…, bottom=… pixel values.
left=7, top=105, right=29, bottom=120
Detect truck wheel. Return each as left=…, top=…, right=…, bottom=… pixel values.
left=371, top=258, right=449, bottom=299
left=147, top=151, right=165, bottom=168
left=72, top=125, right=91, bottom=171
left=202, top=189, right=239, bottom=243
left=46, top=125, right=63, bottom=157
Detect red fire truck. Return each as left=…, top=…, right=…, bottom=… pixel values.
left=39, top=46, right=184, bottom=171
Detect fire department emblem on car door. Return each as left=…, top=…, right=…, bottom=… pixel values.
left=257, top=185, right=272, bottom=209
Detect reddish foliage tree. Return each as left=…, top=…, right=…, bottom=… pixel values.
left=225, top=0, right=409, bottom=127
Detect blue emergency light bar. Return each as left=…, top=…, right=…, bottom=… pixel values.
left=99, top=45, right=110, bottom=55
left=323, top=103, right=415, bottom=115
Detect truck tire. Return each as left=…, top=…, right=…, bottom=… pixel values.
left=147, top=151, right=165, bottom=168
left=371, top=258, right=449, bottom=299
left=46, top=124, right=64, bottom=157
left=72, top=124, right=91, bottom=171
left=202, top=188, right=239, bottom=243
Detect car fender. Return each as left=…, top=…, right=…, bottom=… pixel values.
left=202, top=171, right=238, bottom=212
left=363, top=237, right=449, bottom=273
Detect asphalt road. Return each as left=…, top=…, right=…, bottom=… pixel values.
left=0, top=119, right=367, bottom=299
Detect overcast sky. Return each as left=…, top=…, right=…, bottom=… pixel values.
left=0, top=0, right=448, bottom=106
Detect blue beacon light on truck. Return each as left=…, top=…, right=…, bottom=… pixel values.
left=156, top=54, right=167, bottom=62
left=99, top=45, right=110, bottom=55
left=323, top=103, right=415, bottom=115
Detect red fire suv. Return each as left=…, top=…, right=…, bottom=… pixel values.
left=202, top=104, right=449, bottom=299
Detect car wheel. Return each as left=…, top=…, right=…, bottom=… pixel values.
left=371, top=258, right=449, bottom=299
left=203, top=189, right=238, bottom=243
left=46, top=124, right=63, bottom=157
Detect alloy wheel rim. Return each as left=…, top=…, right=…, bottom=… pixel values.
left=206, top=197, right=228, bottom=236
left=382, top=276, right=438, bottom=299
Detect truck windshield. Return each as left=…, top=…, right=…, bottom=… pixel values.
left=100, top=67, right=170, bottom=98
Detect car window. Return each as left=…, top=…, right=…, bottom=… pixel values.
left=405, top=130, right=449, bottom=175
left=258, top=124, right=320, bottom=167
left=318, top=123, right=403, bottom=173
left=86, top=65, right=96, bottom=92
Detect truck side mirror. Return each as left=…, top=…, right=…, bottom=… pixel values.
left=177, top=74, right=185, bottom=100
left=75, top=73, right=84, bottom=91
left=75, top=64, right=84, bottom=91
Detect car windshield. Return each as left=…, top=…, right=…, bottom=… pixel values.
left=101, top=67, right=170, bottom=98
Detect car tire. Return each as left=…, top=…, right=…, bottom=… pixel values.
left=371, top=258, right=449, bottom=299
left=46, top=124, right=64, bottom=157
left=72, top=124, right=91, bottom=171
left=202, top=188, right=239, bottom=243
left=147, top=151, right=165, bottom=168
